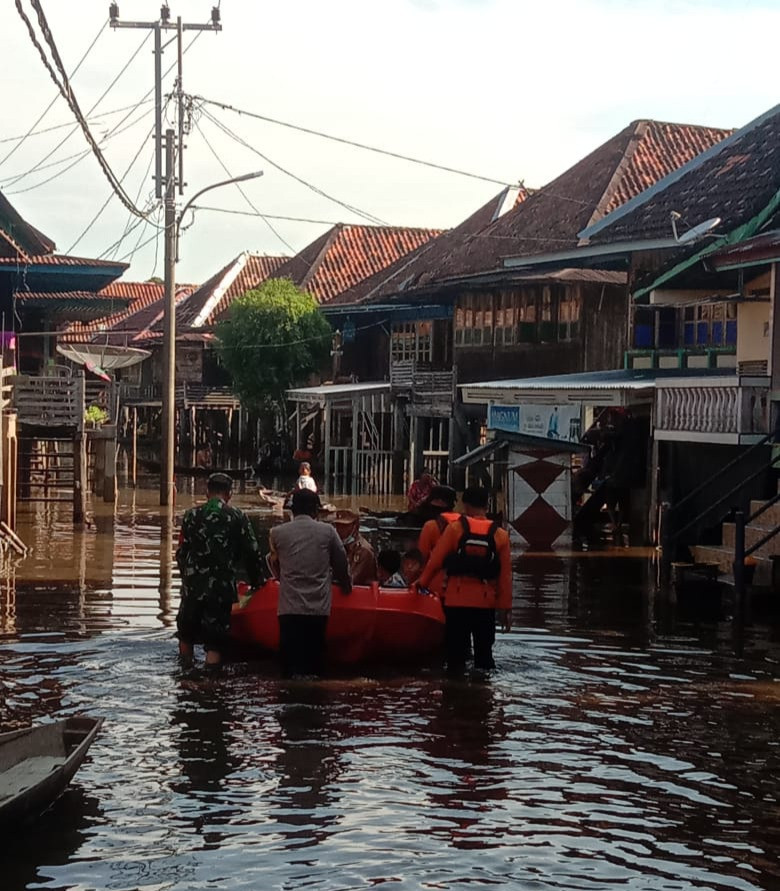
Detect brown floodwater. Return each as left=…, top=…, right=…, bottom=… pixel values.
left=1, top=478, right=780, bottom=890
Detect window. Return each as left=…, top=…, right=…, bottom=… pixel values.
left=682, top=302, right=738, bottom=347
left=391, top=322, right=431, bottom=363
left=517, top=292, right=537, bottom=342
left=539, top=286, right=555, bottom=342
left=497, top=292, right=515, bottom=345
left=454, top=294, right=494, bottom=347
left=633, top=306, right=654, bottom=348
left=558, top=288, right=581, bottom=341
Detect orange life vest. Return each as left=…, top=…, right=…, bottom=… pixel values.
left=443, top=516, right=501, bottom=581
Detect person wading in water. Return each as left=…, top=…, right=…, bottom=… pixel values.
left=176, top=473, right=264, bottom=667
left=414, top=485, right=512, bottom=673
left=269, top=489, right=352, bottom=678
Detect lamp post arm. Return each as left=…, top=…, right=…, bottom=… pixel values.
left=175, top=171, right=264, bottom=259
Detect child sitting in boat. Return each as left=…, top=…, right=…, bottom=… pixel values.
left=401, top=548, right=425, bottom=586
left=377, top=550, right=406, bottom=587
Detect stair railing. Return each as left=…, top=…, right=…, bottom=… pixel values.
left=733, top=491, right=780, bottom=597
left=659, top=427, right=780, bottom=585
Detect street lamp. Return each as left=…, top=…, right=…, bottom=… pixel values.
left=160, top=157, right=264, bottom=508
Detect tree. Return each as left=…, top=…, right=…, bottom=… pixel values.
left=215, top=277, right=331, bottom=421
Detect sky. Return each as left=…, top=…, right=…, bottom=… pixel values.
left=1, top=0, right=778, bottom=286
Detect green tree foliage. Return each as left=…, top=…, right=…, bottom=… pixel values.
left=215, top=277, right=331, bottom=413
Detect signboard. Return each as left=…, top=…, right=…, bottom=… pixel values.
left=488, top=403, right=581, bottom=442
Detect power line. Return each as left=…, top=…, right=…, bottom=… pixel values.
left=0, top=19, right=106, bottom=170
left=67, top=118, right=161, bottom=253
left=5, top=17, right=151, bottom=190
left=192, top=115, right=295, bottom=253
left=14, top=0, right=150, bottom=218
left=190, top=205, right=348, bottom=226
left=0, top=99, right=153, bottom=146
left=196, top=96, right=515, bottom=188
left=200, top=107, right=387, bottom=226
left=7, top=103, right=154, bottom=195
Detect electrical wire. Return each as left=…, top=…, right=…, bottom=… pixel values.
left=0, top=99, right=153, bottom=146
left=200, top=107, right=387, bottom=226
left=67, top=118, right=161, bottom=253
left=189, top=206, right=348, bottom=226
left=0, top=101, right=155, bottom=185
left=192, top=116, right=295, bottom=253
left=196, top=96, right=515, bottom=188
left=7, top=12, right=151, bottom=190
left=7, top=103, right=154, bottom=195
left=0, top=19, right=107, bottom=170
left=14, top=0, right=150, bottom=218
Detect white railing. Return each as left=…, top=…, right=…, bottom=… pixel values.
left=656, top=381, right=769, bottom=435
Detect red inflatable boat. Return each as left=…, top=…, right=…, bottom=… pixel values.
left=230, top=580, right=445, bottom=664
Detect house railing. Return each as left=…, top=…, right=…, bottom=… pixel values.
left=118, top=382, right=241, bottom=408
left=390, top=360, right=454, bottom=401
left=12, top=373, right=85, bottom=429
left=656, top=380, right=770, bottom=436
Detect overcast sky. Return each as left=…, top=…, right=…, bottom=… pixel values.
left=1, top=0, right=778, bottom=286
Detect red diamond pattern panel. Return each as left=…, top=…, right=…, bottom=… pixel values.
left=513, top=459, right=566, bottom=494
left=511, top=496, right=570, bottom=550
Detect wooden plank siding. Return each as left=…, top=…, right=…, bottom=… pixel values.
left=452, top=281, right=628, bottom=383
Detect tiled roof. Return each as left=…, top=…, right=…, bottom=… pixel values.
left=0, top=190, right=55, bottom=257
left=582, top=105, right=780, bottom=245
left=331, top=186, right=528, bottom=305
left=353, top=119, right=731, bottom=300
left=177, top=252, right=288, bottom=329
left=63, top=284, right=195, bottom=343
left=263, top=224, right=441, bottom=305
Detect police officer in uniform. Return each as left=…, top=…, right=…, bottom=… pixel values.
left=176, top=472, right=264, bottom=666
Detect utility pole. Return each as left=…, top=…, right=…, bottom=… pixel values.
left=162, top=129, right=177, bottom=507
left=109, top=3, right=222, bottom=507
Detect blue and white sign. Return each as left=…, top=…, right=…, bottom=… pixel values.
left=488, top=403, right=581, bottom=442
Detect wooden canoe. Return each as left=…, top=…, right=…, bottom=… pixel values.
left=0, top=716, right=103, bottom=829
left=231, top=580, right=445, bottom=665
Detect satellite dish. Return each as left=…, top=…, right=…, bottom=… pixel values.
left=676, top=216, right=722, bottom=245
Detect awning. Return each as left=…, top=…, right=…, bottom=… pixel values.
left=459, top=368, right=725, bottom=407
left=286, top=381, right=390, bottom=406
left=452, top=439, right=507, bottom=468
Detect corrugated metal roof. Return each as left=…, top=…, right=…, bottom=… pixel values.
left=461, top=370, right=662, bottom=392
left=287, top=381, right=390, bottom=400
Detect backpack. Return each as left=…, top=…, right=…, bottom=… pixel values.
left=443, top=516, right=501, bottom=581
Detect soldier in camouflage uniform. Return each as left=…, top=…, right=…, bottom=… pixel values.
left=176, top=473, right=264, bottom=665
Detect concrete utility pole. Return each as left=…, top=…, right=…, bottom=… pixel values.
left=109, top=3, right=222, bottom=507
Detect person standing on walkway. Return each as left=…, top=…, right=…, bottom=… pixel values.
left=269, top=489, right=352, bottom=678
left=415, top=486, right=512, bottom=673
left=176, top=473, right=264, bottom=667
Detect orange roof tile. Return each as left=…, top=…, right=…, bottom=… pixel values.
left=263, top=224, right=441, bottom=305
left=354, top=119, right=731, bottom=300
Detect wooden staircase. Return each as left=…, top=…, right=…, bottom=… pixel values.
left=692, top=488, right=780, bottom=586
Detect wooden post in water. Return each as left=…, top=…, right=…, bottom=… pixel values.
left=73, top=432, right=86, bottom=525
left=131, top=407, right=138, bottom=488
left=103, top=426, right=117, bottom=503
left=733, top=510, right=746, bottom=603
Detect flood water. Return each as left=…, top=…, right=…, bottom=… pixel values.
left=2, top=481, right=780, bottom=890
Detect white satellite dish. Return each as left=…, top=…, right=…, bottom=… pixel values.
left=675, top=216, right=722, bottom=245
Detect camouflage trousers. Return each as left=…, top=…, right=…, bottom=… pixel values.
left=176, top=584, right=236, bottom=651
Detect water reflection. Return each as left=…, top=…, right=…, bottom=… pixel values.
left=0, top=483, right=779, bottom=889
left=271, top=683, right=342, bottom=848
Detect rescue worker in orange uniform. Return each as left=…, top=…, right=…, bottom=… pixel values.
left=417, top=486, right=460, bottom=559
left=415, top=486, right=512, bottom=672
left=417, top=485, right=460, bottom=596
